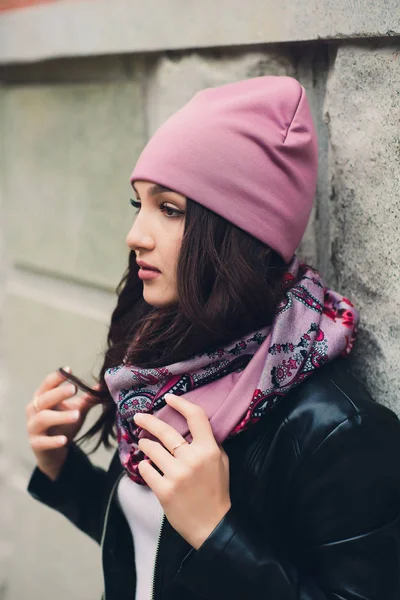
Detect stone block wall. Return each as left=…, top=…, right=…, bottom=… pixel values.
left=0, top=56, right=149, bottom=600
left=324, top=43, right=400, bottom=411
left=0, top=3, right=399, bottom=598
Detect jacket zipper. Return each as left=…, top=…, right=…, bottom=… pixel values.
left=151, top=513, right=166, bottom=600
left=100, top=470, right=125, bottom=600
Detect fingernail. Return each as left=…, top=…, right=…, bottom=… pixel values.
left=63, top=366, right=71, bottom=373
left=71, top=410, right=80, bottom=420
left=68, top=384, right=77, bottom=395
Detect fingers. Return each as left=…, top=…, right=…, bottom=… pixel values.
left=64, top=395, right=97, bottom=418
left=58, top=398, right=81, bottom=411
left=28, top=382, right=77, bottom=417
left=28, top=372, right=102, bottom=422
left=165, top=393, right=215, bottom=444
left=138, top=438, right=178, bottom=475
left=27, top=408, right=80, bottom=435
left=79, top=382, right=103, bottom=412
left=27, top=370, right=101, bottom=467
left=134, top=412, right=186, bottom=453
left=30, top=434, right=69, bottom=451
left=34, top=367, right=71, bottom=398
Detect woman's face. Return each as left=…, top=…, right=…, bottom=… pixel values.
left=126, top=179, right=186, bottom=307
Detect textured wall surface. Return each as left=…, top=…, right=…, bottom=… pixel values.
left=0, top=9, right=399, bottom=600
left=324, top=42, right=400, bottom=410
left=2, top=81, right=142, bottom=288
left=0, top=56, right=146, bottom=600
left=1, top=0, right=400, bottom=63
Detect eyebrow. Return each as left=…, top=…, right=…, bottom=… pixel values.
left=132, top=183, right=176, bottom=197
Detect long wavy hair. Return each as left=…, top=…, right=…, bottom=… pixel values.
left=74, top=197, right=288, bottom=453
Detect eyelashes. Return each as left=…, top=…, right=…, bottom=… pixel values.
left=129, top=198, right=185, bottom=219
left=130, top=198, right=141, bottom=212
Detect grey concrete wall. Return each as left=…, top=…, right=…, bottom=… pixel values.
left=1, top=0, right=399, bottom=63
left=0, top=6, right=399, bottom=600
left=324, top=42, right=400, bottom=411
left=0, top=56, right=148, bottom=600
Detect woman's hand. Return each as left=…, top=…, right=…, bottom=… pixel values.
left=26, top=368, right=99, bottom=481
left=133, top=393, right=232, bottom=550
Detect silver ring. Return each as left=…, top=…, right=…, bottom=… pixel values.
left=33, top=396, right=41, bottom=412
left=170, top=440, right=188, bottom=457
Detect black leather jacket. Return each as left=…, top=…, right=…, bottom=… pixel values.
left=27, top=359, right=400, bottom=599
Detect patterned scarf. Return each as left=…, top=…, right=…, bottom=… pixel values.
left=104, top=258, right=358, bottom=485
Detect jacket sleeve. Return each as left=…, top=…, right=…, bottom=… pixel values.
left=27, top=442, right=108, bottom=545
left=172, top=410, right=400, bottom=599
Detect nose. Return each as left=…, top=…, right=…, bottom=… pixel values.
left=125, top=215, right=155, bottom=252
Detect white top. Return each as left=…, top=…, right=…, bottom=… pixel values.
left=117, top=474, right=164, bottom=600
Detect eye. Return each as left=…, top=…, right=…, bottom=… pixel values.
left=159, top=202, right=185, bottom=219
left=130, top=198, right=141, bottom=214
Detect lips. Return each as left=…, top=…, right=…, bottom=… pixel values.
left=136, top=260, right=161, bottom=273
left=137, top=260, right=162, bottom=281
left=138, top=269, right=161, bottom=281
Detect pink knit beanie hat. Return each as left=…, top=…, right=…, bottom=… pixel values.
left=130, top=76, right=318, bottom=263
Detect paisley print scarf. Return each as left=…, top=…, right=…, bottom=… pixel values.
left=104, top=258, right=358, bottom=485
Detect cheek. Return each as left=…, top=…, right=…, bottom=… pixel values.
left=174, top=237, right=184, bottom=274
left=166, top=232, right=184, bottom=276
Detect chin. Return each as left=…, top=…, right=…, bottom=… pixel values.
left=142, top=289, right=177, bottom=308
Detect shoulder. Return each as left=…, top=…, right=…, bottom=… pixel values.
left=281, top=361, right=400, bottom=552
left=282, top=358, right=400, bottom=459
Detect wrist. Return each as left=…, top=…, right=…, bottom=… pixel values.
left=190, top=502, right=232, bottom=550
left=37, top=447, right=69, bottom=482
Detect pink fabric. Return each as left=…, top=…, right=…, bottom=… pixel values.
left=130, top=76, right=318, bottom=263
left=104, top=260, right=359, bottom=485
left=149, top=337, right=271, bottom=447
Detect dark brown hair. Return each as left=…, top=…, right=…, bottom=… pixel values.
left=75, top=198, right=288, bottom=453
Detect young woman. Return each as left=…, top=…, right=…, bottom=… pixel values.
left=26, top=76, right=400, bottom=600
